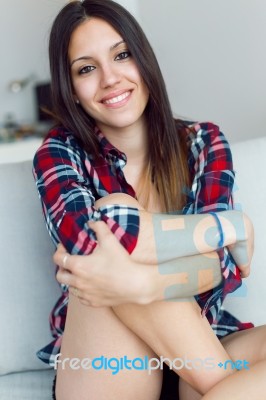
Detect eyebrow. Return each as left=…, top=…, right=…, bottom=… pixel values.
left=70, top=40, right=126, bottom=67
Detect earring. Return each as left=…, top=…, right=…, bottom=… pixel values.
left=75, top=99, right=80, bottom=104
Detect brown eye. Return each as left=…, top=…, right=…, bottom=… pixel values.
left=79, top=65, right=95, bottom=75
left=115, top=51, right=131, bottom=61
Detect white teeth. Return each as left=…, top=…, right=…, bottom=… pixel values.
left=103, top=91, right=130, bottom=104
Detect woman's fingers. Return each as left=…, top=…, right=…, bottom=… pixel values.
left=53, top=221, right=145, bottom=307
left=88, top=220, right=113, bottom=244
left=56, top=266, right=76, bottom=286
left=228, top=241, right=251, bottom=278
left=88, top=220, right=128, bottom=254
left=53, top=243, right=69, bottom=269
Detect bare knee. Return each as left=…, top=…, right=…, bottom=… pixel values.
left=95, top=193, right=144, bottom=210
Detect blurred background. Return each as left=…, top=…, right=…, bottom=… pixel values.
left=0, top=0, right=265, bottom=145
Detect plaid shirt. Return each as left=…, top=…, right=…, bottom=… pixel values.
left=33, top=121, right=253, bottom=366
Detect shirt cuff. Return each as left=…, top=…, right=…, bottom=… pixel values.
left=97, top=204, right=140, bottom=254
left=55, top=204, right=140, bottom=256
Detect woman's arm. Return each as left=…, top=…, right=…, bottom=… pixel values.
left=32, top=131, right=140, bottom=256
left=55, top=202, right=253, bottom=307
left=54, top=222, right=223, bottom=307
left=96, top=193, right=253, bottom=274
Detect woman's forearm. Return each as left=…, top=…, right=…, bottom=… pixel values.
left=144, top=251, right=222, bottom=302
left=54, top=206, right=251, bottom=305
left=96, top=193, right=249, bottom=265
left=132, top=209, right=247, bottom=265
left=94, top=193, right=252, bottom=301
left=55, top=225, right=223, bottom=305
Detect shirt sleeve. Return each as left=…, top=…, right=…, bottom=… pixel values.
left=183, top=122, right=242, bottom=318
left=183, top=122, right=235, bottom=214
left=32, top=131, right=139, bottom=256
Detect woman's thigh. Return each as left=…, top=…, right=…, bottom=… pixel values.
left=220, top=324, right=266, bottom=365
left=55, top=294, right=163, bottom=400
left=179, top=324, right=266, bottom=400
left=201, top=326, right=266, bottom=400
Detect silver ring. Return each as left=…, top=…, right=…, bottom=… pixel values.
left=62, top=254, right=68, bottom=269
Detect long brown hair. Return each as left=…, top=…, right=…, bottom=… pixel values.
left=49, top=0, right=190, bottom=212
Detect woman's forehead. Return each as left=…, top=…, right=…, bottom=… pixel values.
left=69, top=18, right=124, bottom=57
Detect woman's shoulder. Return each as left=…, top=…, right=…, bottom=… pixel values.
left=43, top=125, right=81, bottom=147
left=179, top=120, right=231, bottom=157
left=181, top=120, right=227, bottom=146
left=178, top=120, right=233, bottom=174
left=33, top=126, right=89, bottom=172
left=35, top=126, right=85, bottom=158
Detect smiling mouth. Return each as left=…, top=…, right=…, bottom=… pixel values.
left=102, top=91, right=131, bottom=105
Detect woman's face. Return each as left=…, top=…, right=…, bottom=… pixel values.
left=68, top=17, right=149, bottom=133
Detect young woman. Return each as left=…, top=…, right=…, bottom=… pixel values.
left=33, top=1, right=266, bottom=399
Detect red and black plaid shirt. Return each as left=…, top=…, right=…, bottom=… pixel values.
left=33, top=121, right=253, bottom=366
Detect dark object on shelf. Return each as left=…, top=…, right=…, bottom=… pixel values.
left=35, top=82, right=54, bottom=122
left=3, top=113, right=19, bottom=139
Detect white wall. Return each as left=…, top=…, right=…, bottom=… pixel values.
left=0, top=0, right=138, bottom=128
left=1, top=0, right=265, bottom=143
left=138, top=0, right=266, bottom=143
left=0, top=0, right=66, bottom=125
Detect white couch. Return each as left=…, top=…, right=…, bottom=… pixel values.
left=0, top=136, right=265, bottom=399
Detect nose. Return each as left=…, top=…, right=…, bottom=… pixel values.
left=100, top=63, right=121, bottom=88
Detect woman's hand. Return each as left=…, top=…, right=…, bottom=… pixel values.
left=227, top=213, right=254, bottom=278
left=54, top=221, right=153, bottom=307
left=53, top=211, right=254, bottom=308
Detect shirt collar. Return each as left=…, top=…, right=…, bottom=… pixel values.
left=95, top=126, right=127, bottom=164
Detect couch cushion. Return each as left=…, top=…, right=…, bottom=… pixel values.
left=0, top=369, right=55, bottom=400
left=0, top=160, right=60, bottom=375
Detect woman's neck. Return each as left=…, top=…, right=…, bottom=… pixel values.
left=98, top=118, right=148, bottom=166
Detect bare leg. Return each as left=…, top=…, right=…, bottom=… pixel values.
left=179, top=378, right=201, bottom=400
left=202, top=325, right=266, bottom=399
left=220, top=324, right=266, bottom=363
left=56, top=294, right=233, bottom=399
left=113, top=299, right=235, bottom=395
left=202, top=360, right=266, bottom=400
left=55, top=294, right=162, bottom=400
left=179, top=325, right=266, bottom=400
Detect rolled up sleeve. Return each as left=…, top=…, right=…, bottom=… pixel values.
left=33, top=133, right=139, bottom=256
left=184, top=122, right=235, bottom=214
left=183, top=122, right=242, bottom=319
